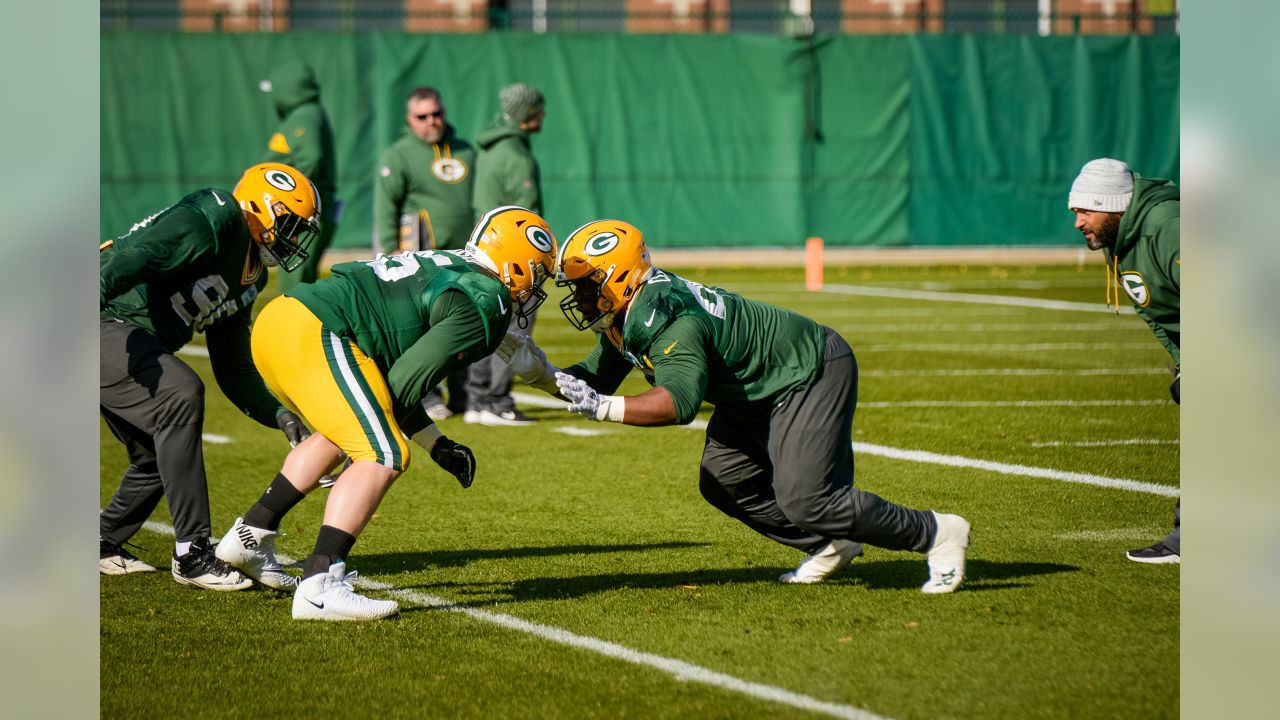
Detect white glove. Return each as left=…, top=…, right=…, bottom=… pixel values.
left=555, top=372, right=625, bottom=422
left=498, top=333, right=559, bottom=394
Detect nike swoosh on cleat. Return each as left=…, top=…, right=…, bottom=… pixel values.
left=306, top=598, right=324, bottom=609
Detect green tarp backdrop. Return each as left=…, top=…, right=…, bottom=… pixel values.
left=101, top=33, right=1178, bottom=249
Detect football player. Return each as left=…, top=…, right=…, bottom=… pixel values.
left=215, top=205, right=558, bottom=620
left=100, top=162, right=320, bottom=591
left=500, top=220, right=972, bottom=593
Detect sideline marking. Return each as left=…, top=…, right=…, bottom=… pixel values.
left=134, top=520, right=890, bottom=720
left=853, top=442, right=1179, bottom=497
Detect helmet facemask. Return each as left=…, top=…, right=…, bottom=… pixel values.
left=557, top=267, right=613, bottom=331
left=257, top=200, right=321, bottom=272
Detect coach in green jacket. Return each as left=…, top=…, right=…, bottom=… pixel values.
left=261, top=60, right=338, bottom=291
left=1069, top=157, right=1181, bottom=565
left=374, top=86, right=477, bottom=418
left=465, top=83, right=547, bottom=426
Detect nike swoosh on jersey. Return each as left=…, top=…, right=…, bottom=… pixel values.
left=497, top=296, right=507, bottom=314
left=663, top=341, right=678, bottom=355
left=644, top=310, right=657, bottom=327
left=212, top=191, right=226, bottom=206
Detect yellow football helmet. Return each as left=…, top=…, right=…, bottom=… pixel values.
left=466, top=205, right=558, bottom=327
left=232, top=162, right=321, bottom=272
left=556, top=219, right=652, bottom=332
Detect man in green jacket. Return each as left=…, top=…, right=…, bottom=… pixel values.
left=374, top=86, right=477, bottom=419
left=465, top=83, right=547, bottom=426
left=260, top=60, right=338, bottom=292
left=1069, top=157, right=1181, bottom=564
left=100, top=162, right=320, bottom=590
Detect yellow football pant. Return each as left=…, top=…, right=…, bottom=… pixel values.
left=251, top=296, right=413, bottom=471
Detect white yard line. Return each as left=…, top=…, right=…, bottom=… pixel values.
left=861, top=368, right=1167, bottom=377
left=178, top=345, right=209, bottom=357
left=552, top=427, right=614, bottom=437
left=136, top=519, right=889, bottom=720
left=853, top=442, right=1178, bottom=497
left=202, top=433, right=233, bottom=444
left=1031, top=439, right=1179, bottom=448
left=857, top=342, right=1156, bottom=352
left=820, top=283, right=1133, bottom=314
left=834, top=322, right=1143, bottom=333
left=512, top=394, right=1172, bottom=495
left=1056, top=528, right=1160, bottom=541
left=859, top=400, right=1168, bottom=408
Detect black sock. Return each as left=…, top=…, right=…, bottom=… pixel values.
left=302, top=525, right=357, bottom=579
left=243, top=473, right=306, bottom=531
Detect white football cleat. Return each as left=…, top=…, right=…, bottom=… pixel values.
left=922, top=512, right=970, bottom=594
left=779, top=539, right=864, bottom=584
left=100, top=537, right=157, bottom=575
left=292, top=562, right=399, bottom=621
left=215, top=517, right=297, bottom=590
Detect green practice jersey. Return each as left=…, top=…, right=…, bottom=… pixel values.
left=288, top=250, right=512, bottom=422
left=565, top=268, right=826, bottom=425
left=99, top=188, right=283, bottom=427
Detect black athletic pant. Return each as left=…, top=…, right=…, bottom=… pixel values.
left=99, top=318, right=212, bottom=545
left=698, top=327, right=937, bottom=555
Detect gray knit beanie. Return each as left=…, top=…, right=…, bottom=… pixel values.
left=500, top=83, right=545, bottom=123
left=1068, top=158, right=1134, bottom=212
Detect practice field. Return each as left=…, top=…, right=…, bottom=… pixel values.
left=100, top=263, right=1179, bottom=720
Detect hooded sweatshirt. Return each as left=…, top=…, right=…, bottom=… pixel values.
left=262, top=61, right=336, bottom=216
left=472, top=114, right=542, bottom=218
left=1106, top=175, right=1180, bottom=364
left=373, top=125, right=476, bottom=253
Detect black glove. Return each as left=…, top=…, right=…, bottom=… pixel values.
left=276, top=411, right=310, bottom=448
left=430, top=436, right=476, bottom=489
left=1170, top=370, right=1180, bottom=405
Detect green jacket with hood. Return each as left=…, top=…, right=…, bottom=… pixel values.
left=374, top=125, right=476, bottom=254
left=472, top=114, right=542, bottom=218
left=1107, top=175, right=1180, bottom=364
left=262, top=61, right=337, bottom=220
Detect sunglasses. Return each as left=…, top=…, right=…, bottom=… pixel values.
left=413, top=110, right=444, bottom=120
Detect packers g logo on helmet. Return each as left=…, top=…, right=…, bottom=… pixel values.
left=466, top=206, right=558, bottom=328
left=585, top=232, right=619, bottom=256
left=233, top=162, right=321, bottom=273
left=556, top=220, right=652, bottom=332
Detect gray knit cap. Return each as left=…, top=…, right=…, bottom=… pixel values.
left=1068, top=158, right=1134, bottom=212
left=500, top=83, right=545, bottom=123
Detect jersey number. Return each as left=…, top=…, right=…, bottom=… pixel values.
left=366, top=250, right=453, bottom=282
left=683, top=280, right=726, bottom=319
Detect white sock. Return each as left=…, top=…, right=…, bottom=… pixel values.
left=175, top=541, right=192, bottom=556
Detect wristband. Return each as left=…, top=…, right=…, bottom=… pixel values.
left=411, top=425, right=443, bottom=450
left=596, top=395, right=626, bottom=423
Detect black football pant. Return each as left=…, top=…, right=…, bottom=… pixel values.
left=99, top=318, right=212, bottom=545
left=698, top=327, right=937, bottom=555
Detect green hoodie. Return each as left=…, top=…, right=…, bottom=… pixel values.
left=261, top=60, right=337, bottom=288
left=472, top=114, right=542, bottom=218
left=1107, top=175, right=1180, bottom=364
left=373, top=125, right=476, bottom=254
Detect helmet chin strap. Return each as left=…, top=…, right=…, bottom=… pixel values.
left=257, top=244, right=279, bottom=268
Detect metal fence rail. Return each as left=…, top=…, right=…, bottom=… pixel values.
left=100, top=2, right=1179, bottom=35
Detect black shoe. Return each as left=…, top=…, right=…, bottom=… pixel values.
left=100, top=536, right=156, bottom=575
left=171, top=537, right=253, bottom=590
left=1126, top=541, right=1180, bottom=565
